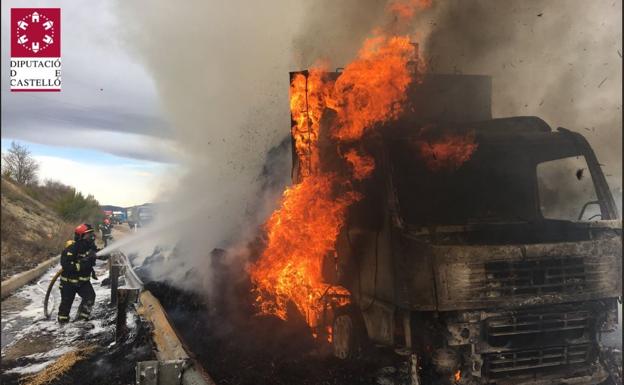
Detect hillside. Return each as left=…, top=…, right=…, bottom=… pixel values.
left=0, top=177, right=73, bottom=280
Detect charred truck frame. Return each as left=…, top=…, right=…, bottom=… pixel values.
left=289, top=72, right=622, bottom=384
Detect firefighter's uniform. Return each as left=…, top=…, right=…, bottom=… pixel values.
left=58, top=239, right=97, bottom=323
left=100, top=222, right=113, bottom=247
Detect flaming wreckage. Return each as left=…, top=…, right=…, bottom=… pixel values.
left=250, top=62, right=621, bottom=384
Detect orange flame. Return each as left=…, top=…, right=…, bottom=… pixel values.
left=250, top=175, right=359, bottom=321
left=331, top=35, right=416, bottom=142
left=454, top=370, right=461, bottom=382
left=344, top=149, right=375, bottom=180
left=414, top=131, right=479, bottom=171
left=250, top=2, right=429, bottom=333
left=289, top=69, right=332, bottom=176
left=388, top=0, right=432, bottom=20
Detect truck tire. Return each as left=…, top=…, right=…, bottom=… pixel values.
left=332, top=306, right=366, bottom=359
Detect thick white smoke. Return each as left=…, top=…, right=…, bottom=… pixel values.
left=112, top=1, right=306, bottom=292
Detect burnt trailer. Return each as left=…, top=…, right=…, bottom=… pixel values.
left=290, top=73, right=622, bottom=384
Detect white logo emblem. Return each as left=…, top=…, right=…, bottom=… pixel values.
left=15, top=11, right=56, bottom=54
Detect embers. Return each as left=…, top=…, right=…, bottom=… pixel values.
left=484, top=257, right=586, bottom=298
left=485, top=310, right=591, bottom=349
left=483, top=344, right=592, bottom=380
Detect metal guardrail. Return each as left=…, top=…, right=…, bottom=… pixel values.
left=111, top=251, right=214, bottom=385
left=118, top=252, right=144, bottom=290
left=110, top=252, right=141, bottom=341
left=109, top=252, right=143, bottom=306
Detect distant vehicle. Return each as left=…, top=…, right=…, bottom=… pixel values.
left=112, top=211, right=126, bottom=224
left=127, top=204, right=154, bottom=228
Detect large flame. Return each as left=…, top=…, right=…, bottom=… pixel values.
left=331, top=35, right=416, bottom=142
left=251, top=174, right=358, bottom=321
left=250, top=3, right=430, bottom=331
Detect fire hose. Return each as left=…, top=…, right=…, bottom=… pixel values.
left=43, top=269, right=62, bottom=319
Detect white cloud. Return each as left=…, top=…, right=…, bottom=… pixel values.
left=33, top=155, right=173, bottom=207
left=5, top=125, right=180, bottom=163
left=1, top=0, right=172, bottom=163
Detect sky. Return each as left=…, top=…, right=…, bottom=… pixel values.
left=1, top=0, right=175, bottom=207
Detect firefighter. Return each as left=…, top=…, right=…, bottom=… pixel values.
left=57, top=224, right=99, bottom=324
left=100, top=218, right=113, bottom=247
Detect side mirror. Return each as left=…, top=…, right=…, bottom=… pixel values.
left=577, top=200, right=602, bottom=221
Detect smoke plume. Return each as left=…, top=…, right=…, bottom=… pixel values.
left=113, top=1, right=303, bottom=292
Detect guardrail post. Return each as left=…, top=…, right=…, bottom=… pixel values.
left=110, top=263, right=121, bottom=306
left=116, top=288, right=130, bottom=341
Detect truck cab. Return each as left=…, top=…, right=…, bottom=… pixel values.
left=291, top=73, right=622, bottom=384
left=127, top=204, right=154, bottom=228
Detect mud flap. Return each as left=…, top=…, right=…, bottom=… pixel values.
left=410, top=353, right=421, bottom=385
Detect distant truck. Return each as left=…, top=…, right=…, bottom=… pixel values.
left=112, top=211, right=126, bottom=224
left=127, top=204, right=154, bottom=229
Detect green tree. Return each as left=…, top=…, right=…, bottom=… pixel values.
left=53, top=188, right=103, bottom=223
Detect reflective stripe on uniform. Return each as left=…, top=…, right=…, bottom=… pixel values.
left=60, top=277, right=79, bottom=283
left=74, top=262, right=81, bottom=271
left=58, top=315, right=69, bottom=320
left=67, top=252, right=73, bottom=256
left=78, top=276, right=90, bottom=281
left=78, top=312, right=90, bottom=319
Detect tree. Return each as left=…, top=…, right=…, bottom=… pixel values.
left=1, top=141, right=39, bottom=185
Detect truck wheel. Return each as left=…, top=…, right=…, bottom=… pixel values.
left=333, top=309, right=364, bottom=359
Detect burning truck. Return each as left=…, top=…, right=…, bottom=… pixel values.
left=249, top=59, right=622, bottom=384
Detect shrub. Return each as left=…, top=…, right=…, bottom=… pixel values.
left=25, top=180, right=104, bottom=224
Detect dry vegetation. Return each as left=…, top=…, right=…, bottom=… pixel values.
left=1, top=177, right=74, bottom=279
left=20, top=346, right=97, bottom=385
left=1, top=141, right=105, bottom=280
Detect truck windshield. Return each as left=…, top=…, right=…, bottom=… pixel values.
left=389, top=134, right=600, bottom=225
left=536, top=155, right=600, bottom=221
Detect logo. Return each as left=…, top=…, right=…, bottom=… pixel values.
left=10, top=8, right=61, bottom=92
